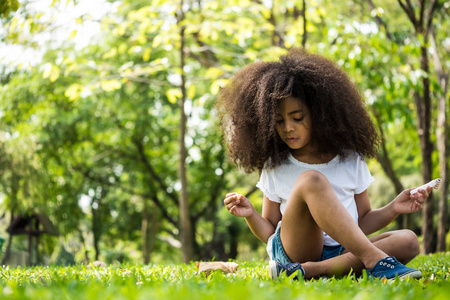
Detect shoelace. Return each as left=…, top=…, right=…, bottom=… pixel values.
left=286, top=263, right=301, bottom=272
left=378, top=257, right=399, bottom=269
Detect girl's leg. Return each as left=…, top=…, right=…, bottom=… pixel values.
left=301, top=229, right=420, bottom=278
left=280, top=170, right=386, bottom=268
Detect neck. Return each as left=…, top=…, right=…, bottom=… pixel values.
left=290, top=149, right=335, bottom=164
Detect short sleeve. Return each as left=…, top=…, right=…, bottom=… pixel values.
left=354, top=157, right=375, bottom=194
left=256, top=168, right=281, bottom=203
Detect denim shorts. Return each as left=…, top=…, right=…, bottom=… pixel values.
left=270, top=224, right=345, bottom=264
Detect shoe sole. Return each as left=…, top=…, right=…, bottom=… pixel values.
left=269, top=260, right=278, bottom=280
left=398, top=269, right=423, bottom=280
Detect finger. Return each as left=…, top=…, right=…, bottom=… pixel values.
left=226, top=197, right=242, bottom=209
left=224, top=195, right=238, bottom=205
left=223, top=196, right=233, bottom=205
left=226, top=203, right=235, bottom=211
left=224, top=195, right=240, bottom=205
left=225, top=196, right=236, bottom=205
left=230, top=205, right=241, bottom=216
left=405, top=187, right=416, bottom=195
left=226, top=192, right=238, bottom=197
left=416, top=195, right=426, bottom=204
left=418, top=189, right=429, bottom=199
left=414, top=199, right=423, bottom=208
left=227, top=200, right=239, bottom=211
left=415, top=203, right=423, bottom=211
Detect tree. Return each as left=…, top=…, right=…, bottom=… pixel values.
left=1, top=0, right=448, bottom=263
left=430, top=21, right=449, bottom=252
left=0, top=0, right=19, bottom=18
left=360, top=0, right=448, bottom=252
left=395, top=0, right=442, bottom=254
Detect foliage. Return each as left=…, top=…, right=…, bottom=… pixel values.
left=0, top=254, right=449, bottom=299
left=0, top=0, right=19, bottom=18
left=0, top=0, right=448, bottom=263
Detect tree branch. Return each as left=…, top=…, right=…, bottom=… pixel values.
left=150, top=194, right=178, bottom=228
left=191, top=32, right=219, bottom=68
left=371, top=107, right=404, bottom=194
left=398, top=0, right=418, bottom=28
left=193, top=148, right=227, bottom=221
left=366, top=0, right=394, bottom=41
left=72, top=162, right=179, bottom=228
left=301, top=0, right=307, bottom=47
left=419, top=0, right=426, bottom=27
left=108, top=113, right=179, bottom=207
left=118, top=183, right=178, bottom=228
left=251, top=0, right=285, bottom=48
left=132, top=137, right=179, bottom=206
left=406, top=0, right=418, bottom=22
left=425, top=0, right=439, bottom=38
left=244, top=185, right=259, bottom=198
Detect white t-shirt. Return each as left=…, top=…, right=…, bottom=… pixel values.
left=256, top=151, right=375, bottom=248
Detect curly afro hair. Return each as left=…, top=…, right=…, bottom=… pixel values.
left=216, top=48, right=379, bottom=173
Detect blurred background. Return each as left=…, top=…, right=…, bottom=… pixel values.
left=0, top=0, right=448, bottom=266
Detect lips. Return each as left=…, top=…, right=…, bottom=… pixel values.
left=285, top=137, right=298, bottom=143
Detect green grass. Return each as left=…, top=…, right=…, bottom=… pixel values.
left=1, top=254, right=450, bottom=299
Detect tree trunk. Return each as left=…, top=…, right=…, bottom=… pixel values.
left=148, top=206, right=160, bottom=263
left=178, top=0, right=194, bottom=263
left=395, top=0, right=438, bottom=255
left=92, top=201, right=101, bottom=261
left=1, top=211, right=14, bottom=265
left=417, top=43, right=434, bottom=254
left=301, top=0, right=307, bottom=47
left=27, top=221, right=32, bottom=266
left=372, top=107, right=406, bottom=228
left=436, top=93, right=448, bottom=252
left=431, top=31, right=449, bottom=252
left=78, top=229, right=90, bottom=263
left=34, top=219, right=40, bottom=265
left=142, top=197, right=150, bottom=264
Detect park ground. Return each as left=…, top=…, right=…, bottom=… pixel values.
left=0, top=253, right=449, bottom=299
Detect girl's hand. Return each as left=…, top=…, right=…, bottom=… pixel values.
left=393, top=186, right=431, bottom=214
left=224, top=193, right=255, bottom=218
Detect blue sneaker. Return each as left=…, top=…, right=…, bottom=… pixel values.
left=367, top=257, right=422, bottom=280
left=269, top=260, right=305, bottom=280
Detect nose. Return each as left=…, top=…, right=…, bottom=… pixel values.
left=284, top=121, right=294, bottom=132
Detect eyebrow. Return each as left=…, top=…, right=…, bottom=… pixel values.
left=276, top=110, right=303, bottom=116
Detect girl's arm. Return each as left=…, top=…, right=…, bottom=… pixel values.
left=356, top=188, right=430, bottom=235
left=224, top=193, right=281, bottom=243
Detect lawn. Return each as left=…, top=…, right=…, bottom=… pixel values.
left=0, top=253, right=449, bottom=299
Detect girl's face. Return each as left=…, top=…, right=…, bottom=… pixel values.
left=275, top=97, right=313, bottom=157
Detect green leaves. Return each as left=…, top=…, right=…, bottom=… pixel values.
left=166, top=88, right=182, bottom=104
left=42, top=63, right=60, bottom=83
left=0, top=255, right=449, bottom=299
left=1, top=0, right=448, bottom=264
left=100, top=80, right=122, bottom=92
left=0, top=0, right=19, bottom=18
left=65, top=84, right=83, bottom=101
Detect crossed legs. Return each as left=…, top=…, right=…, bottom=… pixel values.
left=280, top=170, right=420, bottom=278
left=301, top=230, right=420, bottom=278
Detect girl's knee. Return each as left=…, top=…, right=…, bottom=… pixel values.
left=290, top=171, right=332, bottom=205
left=404, top=229, right=420, bottom=254
left=396, top=229, right=420, bottom=257
left=293, top=170, right=330, bottom=191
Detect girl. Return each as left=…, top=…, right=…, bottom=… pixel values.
left=217, top=49, right=430, bottom=280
